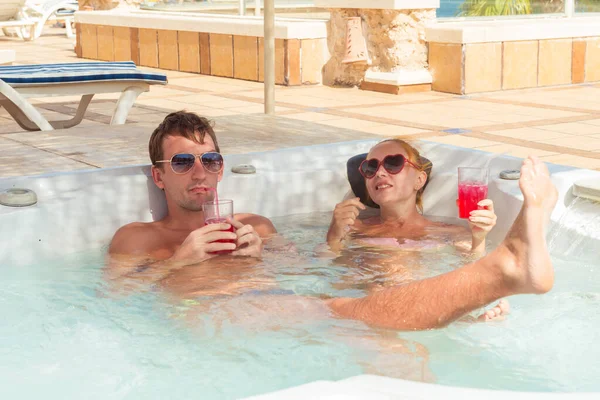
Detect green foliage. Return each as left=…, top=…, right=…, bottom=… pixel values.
left=458, top=0, right=532, bottom=16
left=458, top=0, right=600, bottom=16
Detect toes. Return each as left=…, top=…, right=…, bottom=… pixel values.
left=521, top=159, right=534, bottom=178
left=498, top=299, right=511, bottom=314
left=477, top=312, right=490, bottom=322
left=477, top=301, right=511, bottom=322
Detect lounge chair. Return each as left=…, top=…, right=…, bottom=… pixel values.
left=0, top=0, right=37, bottom=40
left=27, top=0, right=78, bottom=39
left=2, top=0, right=77, bottom=39
left=0, top=61, right=168, bottom=131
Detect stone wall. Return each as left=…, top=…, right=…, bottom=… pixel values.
left=323, top=8, right=436, bottom=86
left=429, top=37, right=600, bottom=94
left=77, top=23, right=326, bottom=85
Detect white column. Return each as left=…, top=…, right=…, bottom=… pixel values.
left=255, top=0, right=261, bottom=16
left=264, top=0, right=275, bottom=114
left=565, top=0, right=575, bottom=18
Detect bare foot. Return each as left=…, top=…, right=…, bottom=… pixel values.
left=477, top=299, right=510, bottom=322
left=497, top=156, right=558, bottom=295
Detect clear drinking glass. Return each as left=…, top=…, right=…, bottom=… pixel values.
left=202, top=199, right=234, bottom=254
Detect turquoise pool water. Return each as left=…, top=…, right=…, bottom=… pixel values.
left=1, top=211, right=599, bottom=399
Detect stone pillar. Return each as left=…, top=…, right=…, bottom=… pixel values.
left=315, top=0, right=439, bottom=94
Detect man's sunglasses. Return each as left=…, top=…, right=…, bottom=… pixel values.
left=359, top=154, right=419, bottom=179
left=155, top=152, right=224, bottom=174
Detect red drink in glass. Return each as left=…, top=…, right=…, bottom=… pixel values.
left=203, top=199, right=235, bottom=255
left=204, top=217, right=235, bottom=255
left=458, top=167, right=488, bottom=219
left=458, top=182, right=488, bottom=219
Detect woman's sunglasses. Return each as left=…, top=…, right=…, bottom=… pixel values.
left=359, top=154, right=418, bottom=179
left=155, top=152, right=224, bottom=175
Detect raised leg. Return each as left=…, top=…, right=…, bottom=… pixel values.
left=327, top=156, right=558, bottom=331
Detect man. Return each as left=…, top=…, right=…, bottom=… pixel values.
left=108, top=111, right=558, bottom=331
left=108, top=111, right=277, bottom=284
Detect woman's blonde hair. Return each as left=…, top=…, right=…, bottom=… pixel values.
left=366, top=138, right=432, bottom=213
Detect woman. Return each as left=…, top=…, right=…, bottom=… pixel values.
left=327, top=138, right=497, bottom=254
left=326, top=138, right=507, bottom=322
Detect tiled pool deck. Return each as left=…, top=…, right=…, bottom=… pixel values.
left=2, top=27, right=600, bottom=177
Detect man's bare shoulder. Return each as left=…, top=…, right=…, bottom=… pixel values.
left=108, top=221, right=163, bottom=256
left=235, top=213, right=277, bottom=237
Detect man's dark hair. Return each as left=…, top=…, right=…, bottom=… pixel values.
left=149, top=111, right=220, bottom=166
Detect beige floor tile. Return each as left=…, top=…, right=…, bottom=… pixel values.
left=354, top=124, right=429, bottom=136
left=195, top=108, right=241, bottom=117
left=457, top=99, right=585, bottom=118
left=233, top=105, right=293, bottom=114
left=478, top=113, right=552, bottom=124
left=276, top=95, right=349, bottom=108
left=316, top=118, right=384, bottom=130
left=140, top=87, right=195, bottom=99
left=482, top=92, right=600, bottom=112
left=535, top=122, right=600, bottom=136
left=331, top=96, right=402, bottom=106
left=539, top=154, right=600, bottom=170
left=349, top=107, right=438, bottom=125
left=485, top=127, right=573, bottom=141
left=401, top=103, right=484, bottom=118
left=212, top=99, right=263, bottom=109
left=500, top=106, right=583, bottom=119
left=442, top=99, right=500, bottom=111
left=581, top=119, right=600, bottom=127
left=34, top=95, right=99, bottom=103
left=543, top=136, right=600, bottom=151
left=430, top=117, right=496, bottom=128
left=167, top=94, right=233, bottom=105
left=425, top=135, right=501, bottom=148
left=135, top=98, right=194, bottom=111
left=477, top=143, right=558, bottom=158
left=351, top=106, right=495, bottom=128
left=127, top=114, right=170, bottom=124
left=284, top=86, right=354, bottom=98
left=235, top=90, right=269, bottom=99
left=281, top=112, right=344, bottom=122
left=181, top=80, right=258, bottom=93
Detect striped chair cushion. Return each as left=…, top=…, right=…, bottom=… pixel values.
left=0, top=61, right=168, bottom=87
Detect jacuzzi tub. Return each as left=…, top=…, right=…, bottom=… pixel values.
left=1, top=140, right=599, bottom=398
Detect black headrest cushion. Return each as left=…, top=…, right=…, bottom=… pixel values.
left=347, top=153, right=433, bottom=209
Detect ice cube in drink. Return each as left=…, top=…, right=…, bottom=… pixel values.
left=458, top=182, right=488, bottom=219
